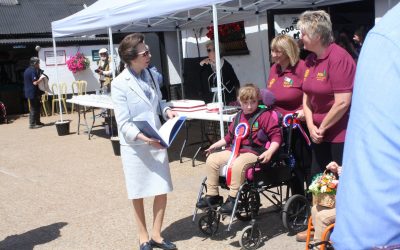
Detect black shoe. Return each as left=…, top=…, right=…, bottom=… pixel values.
left=149, top=239, right=176, bottom=250
left=140, top=242, right=153, bottom=250
left=219, top=196, right=236, bottom=214
left=196, top=195, right=223, bottom=209
left=36, top=122, right=45, bottom=126
left=29, top=124, right=43, bottom=129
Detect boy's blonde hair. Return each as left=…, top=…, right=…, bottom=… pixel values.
left=238, top=83, right=260, bottom=102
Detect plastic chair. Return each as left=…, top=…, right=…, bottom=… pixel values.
left=41, top=92, right=50, bottom=116
left=305, top=217, right=335, bottom=250
left=27, top=93, right=50, bottom=117
left=51, top=83, right=68, bottom=115
left=71, top=80, right=87, bottom=113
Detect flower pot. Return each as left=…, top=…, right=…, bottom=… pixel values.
left=222, top=40, right=247, bottom=51
left=55, top=120, right=70, bottom=136
left=111, top=136, right=120, bottom=156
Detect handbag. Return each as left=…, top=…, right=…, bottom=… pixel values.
left=315, top=193, right=336, bottom=208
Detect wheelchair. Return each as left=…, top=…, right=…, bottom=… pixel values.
left=192, top=112, right=311, bottom=250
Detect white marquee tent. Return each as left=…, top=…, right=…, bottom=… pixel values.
left=51, top=0, right=360, bottom=135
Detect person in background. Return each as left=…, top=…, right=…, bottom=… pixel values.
left=332, top=4, right=400, bottom=249
left=23, top=57, right=45, bottom=129
left=96, top=48, right=113, bottom=92
left=196, top=83, right=281, bottom=214
left=310, top=161, right=341, bottom=245
left=200, top=40, right=240, bottom=105
left=295, top=10, right=355, bottom=242
left=111, top=33, right=178, bottom=250
left=353, top=26, right=365, bottom=55
left=200, top=41, right=241, bottom=143
left=267, top=34, right=311, bottom=197
left=148, top=64, right=163, bottom=88
left=336, top=32, right=358, bottom=61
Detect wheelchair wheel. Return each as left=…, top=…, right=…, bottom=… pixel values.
left=236, top=189, right=260, bottom=221
left=198, top=211, right=220, bottom=236
left=239, top=225, right=262, bottom=250
left=282, top=194, right=310, bottom=234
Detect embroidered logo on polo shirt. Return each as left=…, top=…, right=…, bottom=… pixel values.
left=283, top=76, right=294, bottom=87
left=304, top=68, right=310, bottom=79
left=268, top=78, right=276, bottom=88
left=316, top=70, right=327, bottom=81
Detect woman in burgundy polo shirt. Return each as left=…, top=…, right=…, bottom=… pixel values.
left=267, top=34, right=311, bottom=196
left=297, top=10, right=355, bottom=179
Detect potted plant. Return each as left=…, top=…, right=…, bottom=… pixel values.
left=206, top=21, right=248, bottom=52
left=66, top=52, right=90, bottom=73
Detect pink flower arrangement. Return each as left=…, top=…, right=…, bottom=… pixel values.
left=206, top=21, right=245, bottom=43
left=66, top=52, right=90, bottom=73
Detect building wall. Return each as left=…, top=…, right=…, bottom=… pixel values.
left=39, top=45, right=118, bottom=94
left=375, top=0, right=400, bottom=23
left=164, top=32, right=182, bottom=85
left=38, top=33, right=163, bottom=94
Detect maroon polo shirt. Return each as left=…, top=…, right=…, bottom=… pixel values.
left=267, top=60, right=306, bottom=116
left=224, top=109, right=282, bottom=155
left=302, top=43, right=355, bottom=143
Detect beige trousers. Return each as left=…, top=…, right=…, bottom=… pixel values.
left=205, top=150, right=258, bottom=197
left=311, top=205, right=336, bottom=241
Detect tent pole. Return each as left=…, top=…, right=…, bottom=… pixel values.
left=212, top=4, right=225, bottom=139
left=257, top=13, right=267, bottom=85
left=108, top=27, right=116, bottom=79
left=52, top=35, right=63, bottom=122
left=176, top=27, right=185, bottom=99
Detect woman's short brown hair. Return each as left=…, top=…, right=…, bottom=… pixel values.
left=238, top=83, right=260, bottom=102
left=118, top=33, right=145, bottom=64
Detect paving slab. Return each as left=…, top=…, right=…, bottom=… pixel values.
left=0, top=113, right=307, bottom=250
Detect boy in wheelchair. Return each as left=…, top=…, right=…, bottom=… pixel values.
left=196, top=83, right=282, bottom=214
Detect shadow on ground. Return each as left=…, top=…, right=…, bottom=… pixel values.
left=0, top=222, right=68, bottom=250
left=161, top=205, right=288, bottom=248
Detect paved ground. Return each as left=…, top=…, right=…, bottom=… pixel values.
left=0, top=112, right=307, bottom=250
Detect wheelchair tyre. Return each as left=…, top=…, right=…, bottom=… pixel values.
left=198, top=211, right=220, bottom=236
left=282, top=194, right=310, bottom=234
left=236, top=189, right=260, bottom=221
left=239, top=225, right=262, bottom=250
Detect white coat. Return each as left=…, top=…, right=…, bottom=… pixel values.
left=111, top=68, right=172, bottom=199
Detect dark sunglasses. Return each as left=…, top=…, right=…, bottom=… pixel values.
left=138, top=50, right=151, bottom=57
left=207, top=48, right=214, bottom=53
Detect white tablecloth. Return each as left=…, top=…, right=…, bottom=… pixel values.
left=67, top=95, right=237, bottom=122
left=66, top=94, right=113, bottom=109
left=177, top=109, right=237, bottom=122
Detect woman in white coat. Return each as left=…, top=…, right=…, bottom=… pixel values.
left=111, top=33, right=178, bottom=250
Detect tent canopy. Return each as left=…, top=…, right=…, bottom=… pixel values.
left=52, top=0, right=361, bottom=38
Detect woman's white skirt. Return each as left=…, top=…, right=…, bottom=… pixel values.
left=120, top=144, right=173, bottom=199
